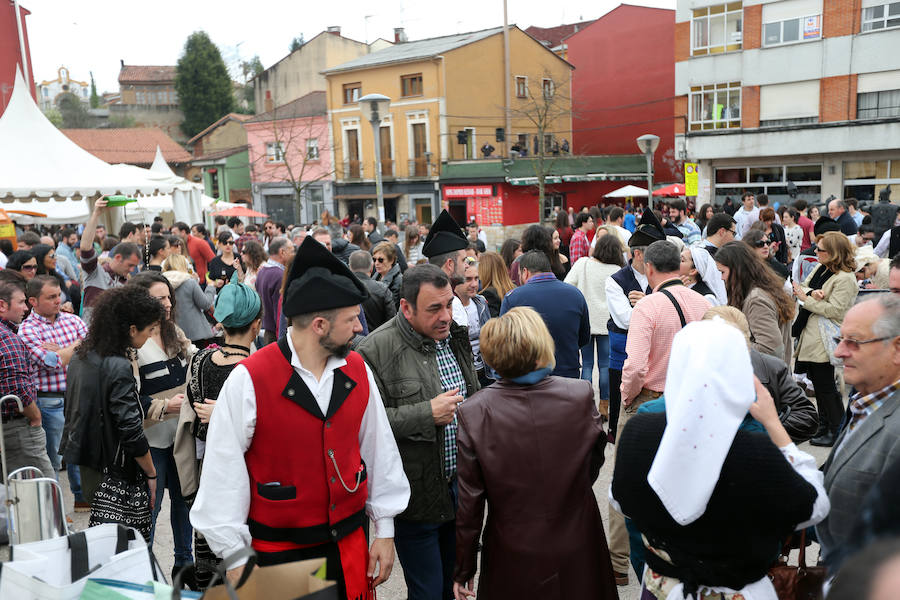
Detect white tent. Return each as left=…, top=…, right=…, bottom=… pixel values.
left=1, top=199, right=90, bottom=225
left=604, top=184, right=649, bottom=198
left=0, top=68, right=175, bottom=203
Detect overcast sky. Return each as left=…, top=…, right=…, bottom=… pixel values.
left=25, top=0, right=674, bottom=93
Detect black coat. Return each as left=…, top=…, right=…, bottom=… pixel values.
left=375, top=263, right=403, bottom=309
left=355, top=272, right=397, bottom=331
left=62, top=350, right=149, bottom=479
left=750, top=349, right=818, bottom=443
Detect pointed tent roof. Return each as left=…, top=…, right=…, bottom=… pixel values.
left=150, top=146, right=177, bottom=177
left=604, top=184, right=649, bottom=198
left=0, top=67, right=175, bottom=202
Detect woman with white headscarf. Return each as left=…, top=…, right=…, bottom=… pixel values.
left=679, top=247, right=727, bottom=306
left=611, top=320, right=829, bottom=600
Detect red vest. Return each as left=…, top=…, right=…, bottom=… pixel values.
left=242, top=337, right=369, bottom=553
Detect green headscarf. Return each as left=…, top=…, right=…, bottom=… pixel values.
left=214, top=272, right=261, bottom=328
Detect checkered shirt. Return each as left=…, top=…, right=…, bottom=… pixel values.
left=18, top=311, right=88, bottom=393
left=435, top=337, right=467, bottom=479
left=0, top=318, right=36, bottom=418
left=848, top=379, right=900, bottom=432
left=569, top=229, right=590, bottom=264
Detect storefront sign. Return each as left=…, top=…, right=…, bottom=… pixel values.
left=684, top=163, right=699, bottom=197
left=443, top=185, right=493, bottom=198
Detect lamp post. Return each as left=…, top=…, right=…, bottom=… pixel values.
left=636, top=133, right=660, bottom=210
left=359, top=93, right=391, bottom=224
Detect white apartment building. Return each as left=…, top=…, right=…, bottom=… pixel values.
left=675, top=0, right=900, bottom=208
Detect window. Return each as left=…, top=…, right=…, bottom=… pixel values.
left=401, top=74, right=423, bottom=97
left=692, top=3, right=743, bottom=56
left=862, top=2, right=900, bottom=31
left=759, top=80, right=819, bottom=126
left=843, top=159, right=900, bottom=202
left=542, top=194, right=564, bottom=220
left=713, top=164, right=822, bottom=206
left=307, top=187, right=325, bottom=221
left=515, top=76, right=527, bottom=98
left=464, top=127, right=476, bottom=160
left=266, top=142, right=285, bottom=163
left=858, top=90, right=900, bottom=118
left=689, top=82, right=741, bottom=131
left=764, top=15, right=821, bottom=45
left=342, top=83, right=361, bottom=105
left=306, top=138, right=320, bottom=160
left=542, top=78, right=554, bottom=99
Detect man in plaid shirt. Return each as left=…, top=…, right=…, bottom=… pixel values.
left=569, top=211, right=595, bottom=263
left=18, top=275, right=89, bottom=509
left=0, top=277, right=54, bottom=481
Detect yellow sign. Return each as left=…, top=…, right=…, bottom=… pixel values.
left=0, top=224, right=14, bottom=238
left=684, top=163, right=699, bottom=197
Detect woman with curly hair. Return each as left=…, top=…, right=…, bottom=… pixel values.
left=62, top=286, right=164, bottom=542
left=127, top=271, right=198, bottom=586
left=238, top=239, right=267, bottom=289
left=499, top=238, right=521, bottom=270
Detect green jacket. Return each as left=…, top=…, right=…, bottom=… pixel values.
left=357, top=312, right=479, bottom=523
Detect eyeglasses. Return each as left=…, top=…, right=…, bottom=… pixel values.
left=374, top=257, right=387, bottom=263
left=752, top=240, right=769, bottom=248
left=832, top=335, right=896, bottom=351
left=727, top=229, right=737, bottom=235
left=222, top=241, right=233, bottom=245
left=21, top=265, right=37, bottom=271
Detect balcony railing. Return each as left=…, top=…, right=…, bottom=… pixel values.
left=407, top=158, right=435, bottom=178
left=342, top=160, right=363, bottom=180
left=377, top=159, right=395, bottom=178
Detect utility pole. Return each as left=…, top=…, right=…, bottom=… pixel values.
left=502, top=0, right=512, bottom=157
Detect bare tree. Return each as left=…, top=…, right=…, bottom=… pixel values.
left=247, top=97, right=335, bottom=224
left=507, top=71, right=575, bottom=218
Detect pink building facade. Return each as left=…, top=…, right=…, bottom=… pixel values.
left=244, top=91, right=336, bottom=226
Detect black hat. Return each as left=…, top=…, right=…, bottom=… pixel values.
left=813, top=216, right=841, bottom=237
left=282, top=236, right=369, bottom=318
left=422, top=210, right=468, bottom=258
left=629, top=208, right=667, bottom=248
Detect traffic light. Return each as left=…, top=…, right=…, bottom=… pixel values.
left=457, top=130, right=468, bottom=144
left=495, top=127, right=505, bottom=142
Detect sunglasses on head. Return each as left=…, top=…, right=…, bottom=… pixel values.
left=463, top=256, right=477, bottom=266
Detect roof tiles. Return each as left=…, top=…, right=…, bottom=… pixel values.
left=61, top=127, right=192, bottom=165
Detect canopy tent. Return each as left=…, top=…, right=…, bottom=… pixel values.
left=114, top=153, right=212, bottom=224
left=0, top=68, right=176, bottom=204
left=653, top=183, right=686, bottom=197
left=604, top=184, right=649, bottom=198
left=0, top=199, right=90, bottom=225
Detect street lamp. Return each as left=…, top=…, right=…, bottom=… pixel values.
left=636, top=133, right=660, bottom=210
left=359, top=93, right=391, bottom=223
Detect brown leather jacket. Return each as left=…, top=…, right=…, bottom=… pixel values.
left=453, top=375, right=619, bottom=599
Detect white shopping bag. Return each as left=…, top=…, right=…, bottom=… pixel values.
left=0, top=524, right=159, bottom=600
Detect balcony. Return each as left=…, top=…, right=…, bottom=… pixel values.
left=407, top=158, right=436, bottom=178
left=377, top=159, right=395, bottom=178
left=342, top=160, right=363, bottom=181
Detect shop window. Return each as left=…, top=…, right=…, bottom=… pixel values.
left=714, top=164, right=822, bottom=206
left=542, top=194, right=564, bottom=220
left=689, top=82, right=741, bottom=131
left=401, top=74, right=423, bottom=97
left=692, top=3, right=743, bottom=56
left=857, top=89, right=900, bottom=119
left=862, top=2, right=900, bottom=31
left=843, top=159, right=900, bottom=202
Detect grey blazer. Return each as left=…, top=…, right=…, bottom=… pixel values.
left=817, top=390, right=900, bottom=558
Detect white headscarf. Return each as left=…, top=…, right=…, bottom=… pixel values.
left=689, top=246, right=728, bottom=306
left=648, top=319, right=755, bottom=526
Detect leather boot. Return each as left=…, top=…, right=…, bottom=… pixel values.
left=598, top=399, right=610, bottom=420
left=810, top=392, right=839, bottom=447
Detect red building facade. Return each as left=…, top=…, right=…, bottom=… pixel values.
left=0, top=2, right=34, bottom=116
left=567, top=5, right=678, bottom=184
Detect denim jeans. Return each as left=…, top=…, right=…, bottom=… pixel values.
left=149, top=446, right=194, bottom=566
left=580, top=334, right=611, bottom=400
left=37, top=395, right=84, bottom=501
left=394, top=480, right=457, bottom=600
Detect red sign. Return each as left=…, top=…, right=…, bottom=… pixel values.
left=443, top=185, right=493, bottom=198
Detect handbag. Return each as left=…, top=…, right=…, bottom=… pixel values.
left=768, top=531, right=826, bottom=600
left=202, top=548, right=341, bottom=600
left=89, top=457, right=152, bottom=543
left=0, top=524, right=160, bottom=600
left=817, top=316, right=842, bottom=367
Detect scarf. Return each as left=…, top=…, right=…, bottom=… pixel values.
left=790, top=264, right=835, bottom=338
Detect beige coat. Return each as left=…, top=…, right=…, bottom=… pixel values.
left=795, top=268, right=858, bottom=363
left=744, top=287, right=792, bottom=365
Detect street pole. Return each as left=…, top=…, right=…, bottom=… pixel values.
left=646, top=150, right=654, bottom=211
left=370, top=117, right=385, bottom=223
left=502, top=0, right=512, bottom=156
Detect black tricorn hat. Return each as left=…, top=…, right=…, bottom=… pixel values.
left=422, top=210, right=468, bottom=258
left=282, top=236, right=369, bottom=318
left=629, top=207, right=667, bottom=248
left=813, top=216, right=841, bottom=237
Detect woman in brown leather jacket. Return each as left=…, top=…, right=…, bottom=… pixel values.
left=452, top=307, right=618, bottom=600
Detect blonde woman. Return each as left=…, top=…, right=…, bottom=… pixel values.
left=162, top=253, right=216, bottom=347
left=477, top=251, right=514, bottom=318
left=453, top=307, right=617, bottom=599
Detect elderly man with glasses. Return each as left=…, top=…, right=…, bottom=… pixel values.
left=817, top=293, right=900, bottom=565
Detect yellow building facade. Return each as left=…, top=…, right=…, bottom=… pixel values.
left=324, top=26, right=573, bottom=224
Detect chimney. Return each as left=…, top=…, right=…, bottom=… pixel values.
left=394, top=27, right=408, bottom=43
left=327, top=26, right=341, bottom=36
left=265, top=90, right=274, bottom=113
left=120, top=59, right=125, bottom=68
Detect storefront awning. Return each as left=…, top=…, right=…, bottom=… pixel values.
left=334, top=193, right=404, bottom=200
left=506, top=173, right=648, bottom=185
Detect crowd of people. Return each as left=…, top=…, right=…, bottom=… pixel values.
left=0, top=190, right=898, bottom=599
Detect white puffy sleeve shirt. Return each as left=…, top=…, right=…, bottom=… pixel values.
left=190, top=333, right=410, bottom=564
